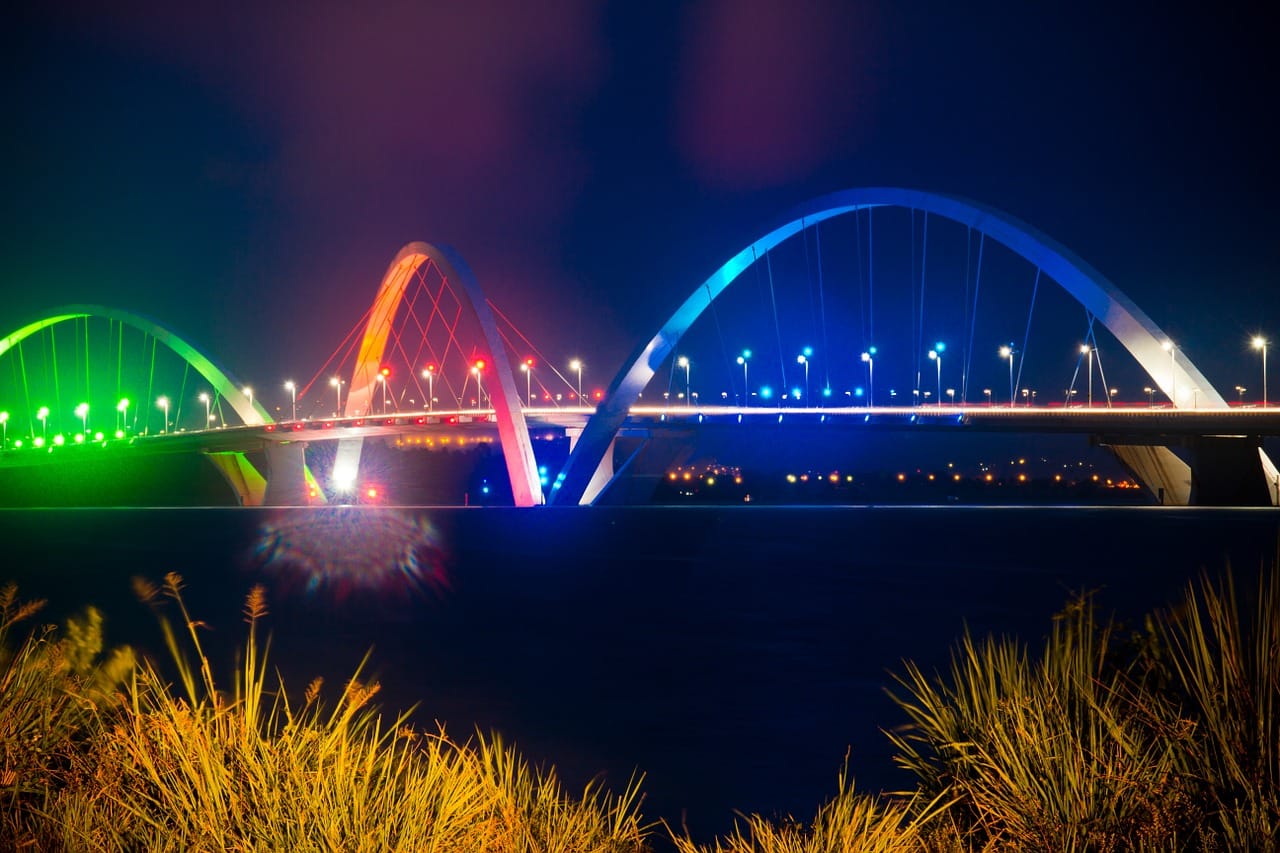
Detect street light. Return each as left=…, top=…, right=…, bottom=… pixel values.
left=421, top=365, right=436, bottom=411
left=993, top=343, right=1013, bottom=404
left=155, top=397, right=168, bottom=433
left=198, top=393, right=210, bottom=429
left=244, top=386, right=253, bottom=413
left=1236, top=385, right=1247, bottom=405
left=861, top=347, right=876, bottom=407
left=928, top=343, right=945, bottom=407
left=74, top=402, right=89, bottom=436
left=284, top=381, right=297, bottom=421
left=1080, top=344, right=1093, bottom=407
left=520, top=358, right=534, bottom=407
left=1162, top=340, right=1176, bottom=406
left=569, top=359, right=583, bottom=406
left=737, top=350, right=751, bottom=407
left=983, top=388, right=992, bottom=406
left=1252, top=335, right=1268, bottom=406
left=677, top=356, right=692, bottom=407
left=1143, top=386, right=1155, bottom=407
left=472, top=360, right=485, bottom=410
left=0, top=411, right=7, bottom=447
left=1022, top=388, right=1031, bottom=407
left=117, top=398, right=129, bottom=434
left=796, top=353, right=810, bottom=404
left=946, top=388, right=955, bottom=406
left=329, top=377, right=344, bottom=416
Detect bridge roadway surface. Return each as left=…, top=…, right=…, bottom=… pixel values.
left=5, top=405, right=1280, bottom=468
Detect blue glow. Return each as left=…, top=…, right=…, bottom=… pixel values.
left=742, top=348, right=752, bottom=358
left=935, top=341, right=946, bottom=353
left=910, top=414, right=917, bottom=423
left=737, top=413, right=742, bottom=423
left=854, top=387, right=864, bottom=397
left=791, top=387, right=802, bottom=399
left=822, top=387, right=832, bottom=397
left=538, top=465, right=547, bottom=475
left=802, top=346, right=813, bottom=357
left=777, top=414, right=784, bottom=423
left=868, top=346, right=877, bottom=355
left=864, top=414, right=870, bottom=423
left=760, top=386, right=773, bottom=399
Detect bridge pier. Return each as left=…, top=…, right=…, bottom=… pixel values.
left=262, top=442, right=312, bottom=506
left=1106, top=438, right=1278, bottom=507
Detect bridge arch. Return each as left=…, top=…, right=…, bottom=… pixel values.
left=0, top=304, right=270, bottom=428
left=551, top=187, right=1226, bottom=505
left=330, top=242, right=543, bottom=506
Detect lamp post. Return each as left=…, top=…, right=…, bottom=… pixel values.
left=117, top=398, right=129, bottom=434
left=329, top=377, right=343, bottom=416
left=998, top=345, right=1015, bottom=407
left=0, top=411, right=7, bottom=447
left=737, top=350, right=751, bottom=407
left=198, top=393, right=210, bottom=429
left=928, top=343, right=945, bottom=408
left=861, top=347, right=876, bottom=407
left=1162, top=340, right=1176, bottom=406
left=676, top=356, right=691, bottom=407
left=1236, top=385, right=1247, bottom=405
left=1253, top=336, right=1268, bottom=406
left=983, top=388, right=992, bottom=407
left=946, top=388, right=955, bottom=406
left=421, top=365, right=435, bottom=411
left=569, top=359, right=583, bottom=406
left=284, top=381, right=297, bottom=421
left=1080, top=344, right=1093, bottom=407
left=74, top=402, right=88, bottom=437
left=796, top=354, right=809, bottom=404
left=472, top=360, right=485, bottom=410
left=244, top=387, right=253, bottom=414
left=1144, top=386, right=1155, bottom=407
left=521, top=358, right=534, bottom=407
left=156, top=397, right=168, bottom=434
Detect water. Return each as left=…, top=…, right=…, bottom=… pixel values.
left=4, top=505, right=1278, bottom=841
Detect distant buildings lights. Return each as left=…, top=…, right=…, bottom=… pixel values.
left=420, top=365, right=436, bottom=411
left=155, top=397, right=169, bottom=434
left=999, top=345, right=1016, bottom=407
left=1162, top=340, right=1177, bottom=405
left=860, top=348, right=875, bottom=407
left=569, top=359, right=583, bottom=406
left=520, top=358, right=535, bottom=407
left=677, top=356, right=691, bottom=408
left=1252, top=335, right=1268, bottom=406
left=198, top=392, right=210, bottom=429
left=737, top=350, right=751, bottom=407
left=928, top=343, right=945, bottom=408
left=284, top=381, right=297, bottom=421
left=329, top=376, right=344, bottom=416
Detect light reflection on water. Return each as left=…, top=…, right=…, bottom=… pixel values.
left=252, top=507, right=449, bottom=601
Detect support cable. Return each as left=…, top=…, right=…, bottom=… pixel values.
left=962, top=232, right=986, bottom=403
left=814, top=221, right=831, bottom=392
left=765, top=251, right=787, bottom=394
left=1014, top=268, right=1042, bottom=401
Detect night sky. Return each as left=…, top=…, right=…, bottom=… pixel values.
left=4, top=2, right=1276, bottom=407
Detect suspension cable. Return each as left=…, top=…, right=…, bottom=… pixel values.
left=766, top=250, right=787, bottom=393
left=962, top=232, right=986, bottom=403
left=814, top=221, right=831, bottom=392
left=1014, top=268, right=1041, bottom=400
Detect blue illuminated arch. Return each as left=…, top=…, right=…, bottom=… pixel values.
left=550, top=187, right=1226, bottom=505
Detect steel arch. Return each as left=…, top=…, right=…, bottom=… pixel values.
left=330, top=242, right=543, bottom=506
left=550, top=187, right=1226, bottom=505
left=0, top=304, right=270, bottom=427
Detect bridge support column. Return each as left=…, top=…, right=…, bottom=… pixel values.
left=205, top=451, right=268, bottom=507
left=263, top=442, right=311, bottom=506
left=1187, top=436, right=1273, bottom=506
left=1106, top=444, right=1192, bottom=506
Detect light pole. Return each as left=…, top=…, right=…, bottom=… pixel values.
left=569, top=359, right=583, bottom=406
left=330, top=377, right=343, bottom=416
left=928, top=342, right=944, bottom=407
left=36, top=406, right=49, bottom=442
left=1236, top=385, right=1247, bottom=405
left=421, top=365, right=435, bottom=411
left=1162, top=340, right=1176, bottom=406
left=117, top=398, right=129, bottom=434
left=156, top=397, right=168, bottom=434
left=946, top=388, right=955, bottom=406
left=284, top=381, right=297, bottom=421
left=0, top=411, right=7, bottom=447
left=999, top=345, right=1015, bottom=407
left=74, top=402, right=89, bottom=437
left=1080, top=345, right=1093, bottom=407
left=1253, top=335, right=1268, bottom=406
left=737, top=350, right=751, bottom=407
left=677, top=356, right=691, bottom=407
left=244, top=387, right=253, bottom=414
left=472, top=360, right=485, bottom=410
left=861, top=347, right=876, bottom=407
left=983, top=388, right=992, bottom=407
left=1109, top=388, right=1118, bottom=407
left=1144, top=386, right=1155, bottom=407
left=198, top=393, right=210, bottom=429
left=521, top=358, right=534, bottom=407
left=796, top=353, right=809, bottom=404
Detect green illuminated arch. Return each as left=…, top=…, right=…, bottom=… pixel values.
left=0, top=304, right=270, bottom=427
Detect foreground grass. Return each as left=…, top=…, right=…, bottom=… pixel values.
left=3, top=564, right=1277, bottom=851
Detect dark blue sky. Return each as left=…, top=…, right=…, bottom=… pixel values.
left=3, top=2, right=1276, bottom=404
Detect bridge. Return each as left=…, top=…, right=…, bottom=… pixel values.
left=2, top=188, right=1277, bottom=507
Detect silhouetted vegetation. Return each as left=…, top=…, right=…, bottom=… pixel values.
left=2, top=564, right=1276, bottom=850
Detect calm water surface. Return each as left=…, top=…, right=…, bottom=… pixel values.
left=4, top=505, right=1278, bottom=841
